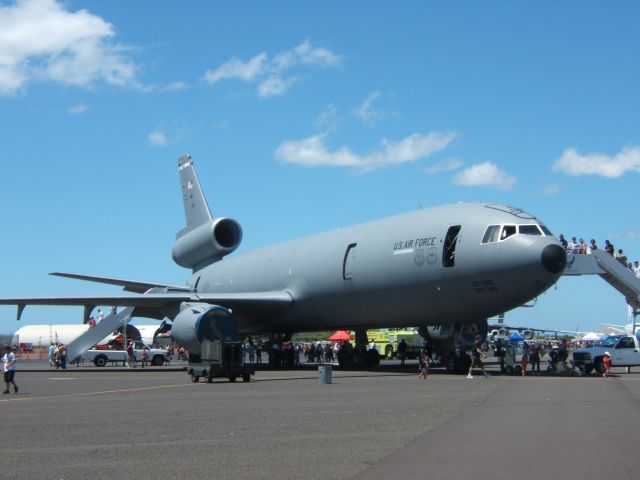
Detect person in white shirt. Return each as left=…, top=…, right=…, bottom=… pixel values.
left=2, top=345, right=18, bottom=394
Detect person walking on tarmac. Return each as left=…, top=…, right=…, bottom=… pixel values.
left=126, top=341, right=136, bottom=368
left=2, top=345, right=19, bottom=394
left=468, top=335, right=490, bottom=379
left=397, top=338, right=408, bottom=366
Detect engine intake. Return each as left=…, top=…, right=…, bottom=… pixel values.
left=172, top=218, right=242, bottom=269
left=171, top=303, right=237, bottom=354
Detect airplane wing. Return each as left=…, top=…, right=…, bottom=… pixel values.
left=49, top=272, right=192, bottom=293
left=0, top=291, right=293, bottom=320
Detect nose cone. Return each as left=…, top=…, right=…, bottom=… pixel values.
left=541, top=244, right=567, bottom=274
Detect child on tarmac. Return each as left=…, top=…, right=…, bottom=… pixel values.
left=520, top=354, right=528, bottom=376
left=418, top=354, right=430, bottom=380
left=603, top=351, right=612, bottom=377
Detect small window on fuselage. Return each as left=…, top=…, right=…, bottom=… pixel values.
left=501, top=225, right=516, bottom=240
left=519, top=225, right=542, bottom=236
left=482, top=225, right=501, bottom=244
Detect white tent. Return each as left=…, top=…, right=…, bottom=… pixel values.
left=581, top=332, right=602, bottom=341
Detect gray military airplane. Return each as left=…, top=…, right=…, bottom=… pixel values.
left=0, top=155, right=567, bottom=371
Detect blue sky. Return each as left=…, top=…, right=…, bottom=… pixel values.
left=1, top=0, right=639, bottom=335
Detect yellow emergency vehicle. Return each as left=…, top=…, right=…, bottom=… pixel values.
left=352, top=329, right=424, bottom=359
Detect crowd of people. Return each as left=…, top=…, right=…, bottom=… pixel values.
left=559, top=234, right=639, bottom=277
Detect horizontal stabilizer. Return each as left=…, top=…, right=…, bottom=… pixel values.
left=50, top=272, right=191, bottom=294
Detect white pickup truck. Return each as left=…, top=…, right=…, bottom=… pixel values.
left=572, top=335, right=640, bottom=374
left=81, top=341, right=167, bottom=367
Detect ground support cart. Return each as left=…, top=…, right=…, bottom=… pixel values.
left=187, top=340, right=254, bottom=383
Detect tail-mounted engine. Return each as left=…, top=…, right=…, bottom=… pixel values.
left=172, top=218, right=242, bottom=270
left=171, top=302, right=237, bottom=354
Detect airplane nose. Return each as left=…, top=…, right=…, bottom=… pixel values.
left=541, top=244, right=567, bottom=274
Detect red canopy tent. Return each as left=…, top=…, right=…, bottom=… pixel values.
left=327, top=330, right=351, bottom=341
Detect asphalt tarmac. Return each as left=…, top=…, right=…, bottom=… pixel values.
left=2, top=361, right=639, bottom=480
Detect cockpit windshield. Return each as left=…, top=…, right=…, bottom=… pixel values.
left=482, top=223, right=553, bottom=244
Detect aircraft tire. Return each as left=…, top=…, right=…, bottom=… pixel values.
left=94, top=355, right=107, bottom=368
left=445, top=354, right=457, bottom=374
left=366, top=349, right=380, bottom=366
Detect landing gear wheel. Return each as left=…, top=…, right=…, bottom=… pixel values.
left=366, top=349, right=381, bottom=366
left=385, top=345, right=395, bottom=360
left=446, top=354, right=456, bottom=374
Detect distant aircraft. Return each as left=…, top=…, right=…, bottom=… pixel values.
left=11, top=323, right=165, bottom=348
left=0, top=154, right=567, bottom=372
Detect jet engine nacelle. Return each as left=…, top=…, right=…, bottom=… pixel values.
left=421, top=320, right=489, bottom=344
left=522, top=329, right=534, bottom=340
left=172, top=218, right=242, bottom=269
left=171, top=303, right=237, bottom=354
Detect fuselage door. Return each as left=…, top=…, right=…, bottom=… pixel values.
left=343, top=243, right=357, bottom=280
left=443, top=225, right=462, bottom=268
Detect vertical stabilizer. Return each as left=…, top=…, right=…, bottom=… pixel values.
left=177, top=155, right=213, bottom=238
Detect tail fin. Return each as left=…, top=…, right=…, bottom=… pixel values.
left=177, top=154, right=212, bottom=238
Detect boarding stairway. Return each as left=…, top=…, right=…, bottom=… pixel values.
left=563, top=250, right=640, bottom=312
left=65, top=306, right=135, bottom=363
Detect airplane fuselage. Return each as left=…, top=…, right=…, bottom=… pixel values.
left=187, top=203, right=566, bottom=335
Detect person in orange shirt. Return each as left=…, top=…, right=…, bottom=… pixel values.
left=603, top=351, right=612, bottom=377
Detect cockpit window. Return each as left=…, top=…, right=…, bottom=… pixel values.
left=501, top=225, right=516, bottom=240
left=519, top=225, right=542, bottom=235
left=483, top=223, right=553, bottom=244
left=539, top=224, right=553, bottom=236
left=482, top=225, right=501, bottom=244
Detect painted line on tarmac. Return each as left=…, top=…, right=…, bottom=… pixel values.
left=0, top=382, right=197, bottom=403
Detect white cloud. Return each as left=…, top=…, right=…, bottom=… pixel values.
left=203, top=40, right=343, bottom=97
left=257, top=74, right=299, bottom=98
left=315, top=104, right=339, bottom=132
left=204, top=53, right=267, bottom=84
left=0, top=0, right=139, bottom=95
left=67, top=102, right=89, bottom=114
left=552, top=146, right=640, bottom=178
left=160, top=81, right=189, bottom=92
left=424, top=157, right=464, bottom=175
left=453, top=162, right=516, bottom=190
left=353, top=91, right=382, bottom=125
left=274, top=131, right=456, bottom=173
left=148, top=130, right=167, bottom=147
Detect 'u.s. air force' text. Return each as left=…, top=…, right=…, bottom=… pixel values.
left=393, top=237, right=437, bottom=251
